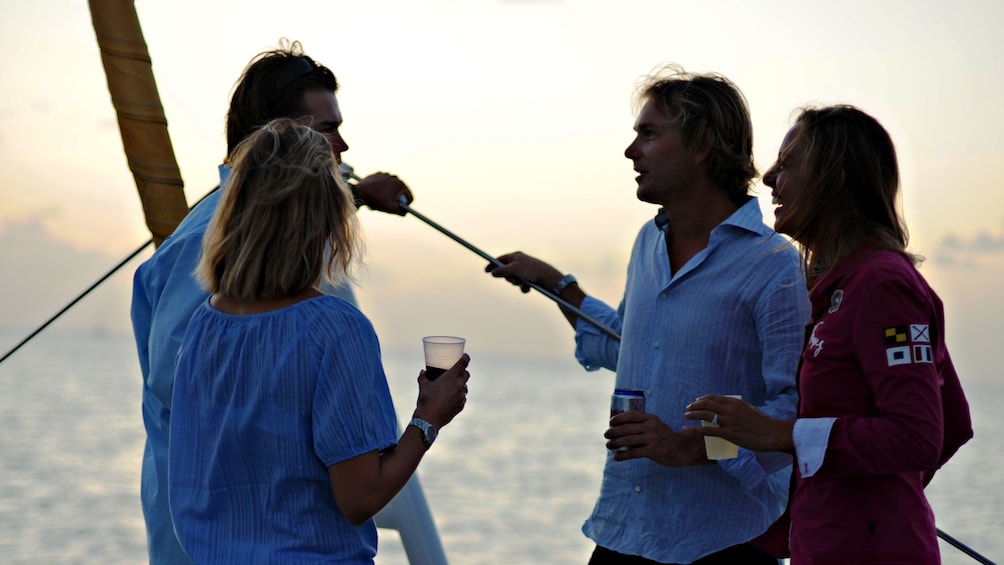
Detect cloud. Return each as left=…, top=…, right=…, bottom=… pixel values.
left=941, top=231, right=1004, bottom=253
left=932, top=223, right=1004, bottom=268
left=0, top=217, right=136, bottom=339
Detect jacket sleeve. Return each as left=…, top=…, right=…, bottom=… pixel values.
left=923, top=295, right=973, bottom=485
left=821, top=273, right=948, bottom=476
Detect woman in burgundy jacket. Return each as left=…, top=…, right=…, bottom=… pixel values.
left=684, top=105, right=973, bottom=564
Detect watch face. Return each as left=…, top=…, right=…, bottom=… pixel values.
left=411, top=418, right=437, bottom=446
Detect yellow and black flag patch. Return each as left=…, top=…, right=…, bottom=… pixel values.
left=884, top=326, right=909, bottom=345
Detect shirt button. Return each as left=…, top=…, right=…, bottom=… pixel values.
left=634, top=486, right=642, bottom=493
left=653, top=342, right=660, bottom=349
left=660, top=293, right=668, bottom=300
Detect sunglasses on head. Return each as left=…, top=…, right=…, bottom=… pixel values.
left=275, top=56, right=316, bottom=91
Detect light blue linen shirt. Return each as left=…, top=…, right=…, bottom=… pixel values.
left=577, top=198, right=809, bottom=563
left=130, top=167, right=357, bottom=564
left=169, top=296, right=398, bottom=564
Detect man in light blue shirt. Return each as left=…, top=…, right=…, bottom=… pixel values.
left=131, top=40, right=414, bottom=564
left=489, top=66, right=809, bottom=564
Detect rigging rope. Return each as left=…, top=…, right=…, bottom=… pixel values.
left=0, top=187, right=219, bottom=366
left=0, top=239, right=151, bottom=365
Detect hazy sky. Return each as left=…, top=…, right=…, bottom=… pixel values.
left=2, top=0, right=1003, bottom=383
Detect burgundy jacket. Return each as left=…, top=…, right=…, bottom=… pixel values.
left=782, top=246, right=973, bottom=564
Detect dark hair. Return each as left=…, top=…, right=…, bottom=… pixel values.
left=225, top=39, right=338, bottom=157
left=781, top=105, right=916, bottom=277
left=635, top=64, right=757, bottom=205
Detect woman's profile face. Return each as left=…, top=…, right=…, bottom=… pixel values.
left=763, top=125, right=810, bottom=238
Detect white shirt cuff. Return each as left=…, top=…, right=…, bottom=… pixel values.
left=793, top=417, right=837, bottom=478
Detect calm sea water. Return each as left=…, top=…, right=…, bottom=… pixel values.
left=0, top=329, right=999, bottom=565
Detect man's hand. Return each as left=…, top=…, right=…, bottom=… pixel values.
left=606, top=411, right=710, bottom=466
left=486, top=251, right=564, bottom=294
left=355, top=172, right=412, bottom=215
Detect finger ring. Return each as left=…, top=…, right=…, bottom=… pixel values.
left=711, top=413, right=719, bottom=426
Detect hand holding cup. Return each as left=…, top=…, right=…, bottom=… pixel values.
left=683, top=394, right=795, bottom=454
left=699, top=394, right=741, bottom=459
left=415, top=337, right=470, bottom=431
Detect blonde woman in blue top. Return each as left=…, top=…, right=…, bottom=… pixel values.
left=168, top=119, right=470, bottom=564
left=132, top=41, right=416, bottom=564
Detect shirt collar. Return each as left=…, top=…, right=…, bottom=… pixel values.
left=654, top=196, right=770, bottom=237
left=218, top=164, right=231, bottom=188
left=809, top=237, right=895, bottom=296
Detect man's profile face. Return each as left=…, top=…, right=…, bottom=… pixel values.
left=624, top=100, right=699, bottom=206
left=301, top=89, right=348, bottom=161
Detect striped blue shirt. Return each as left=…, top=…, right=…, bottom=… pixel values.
left=577, top=198, right=809, bottom=563
left=169, top=295, right=398, bottom=564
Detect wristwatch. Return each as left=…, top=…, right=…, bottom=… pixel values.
left=409, top=418, right=438, bottom=447
left=552, top=273, right=577, bottom=295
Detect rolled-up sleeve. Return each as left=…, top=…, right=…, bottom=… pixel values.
left=573, top=296, right=622, bottom=372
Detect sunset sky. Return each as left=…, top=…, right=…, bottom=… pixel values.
left=1, top=0, right=1003, bottom=384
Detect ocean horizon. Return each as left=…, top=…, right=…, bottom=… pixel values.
left=0, top=328, right=999, bottom=564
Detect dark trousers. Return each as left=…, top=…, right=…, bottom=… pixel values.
left=587, top=543, right=779, bottom=565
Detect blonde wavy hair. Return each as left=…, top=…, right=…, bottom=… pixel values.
left=197, top=118, right=360, bottom=300
left=634, top=64, right=757, bottom=206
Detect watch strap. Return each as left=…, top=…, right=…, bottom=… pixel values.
left=409, top=417, right=437, bottom=447
left=552, top=273, right=577, bottom=295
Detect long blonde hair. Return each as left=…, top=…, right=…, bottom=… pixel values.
left=197, top=118, right=360, bottom=300
left=780, top=105, right=917, bottom=282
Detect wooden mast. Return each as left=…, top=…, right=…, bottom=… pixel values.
left=87, top=0, right=188, bottom=248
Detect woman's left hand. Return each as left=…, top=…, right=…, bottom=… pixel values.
left=683, top=395, right=794, bottom=453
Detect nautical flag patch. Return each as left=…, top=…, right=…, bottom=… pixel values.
left=884, top=326, right=909, bottom=345
left=913, top=344, right=933, bottom=363
left=884, top=323, right=932, bottom=366
left=887, top=346, right=912, bottom=366
left=911, top=324, right=930, bottom=343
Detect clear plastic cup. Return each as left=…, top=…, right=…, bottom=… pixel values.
left=422, top=336, right=466, bottom=381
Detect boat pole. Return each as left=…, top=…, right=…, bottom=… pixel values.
left=936, top=528, right=996, bottom=565
left=339, top=165, right=620, bottom=341
left=399, top=198, right=624, bottom=341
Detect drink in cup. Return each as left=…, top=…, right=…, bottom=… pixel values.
left=422, top=336, right=466, bottom=381
left=702, top=394, right=741, bottom=460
